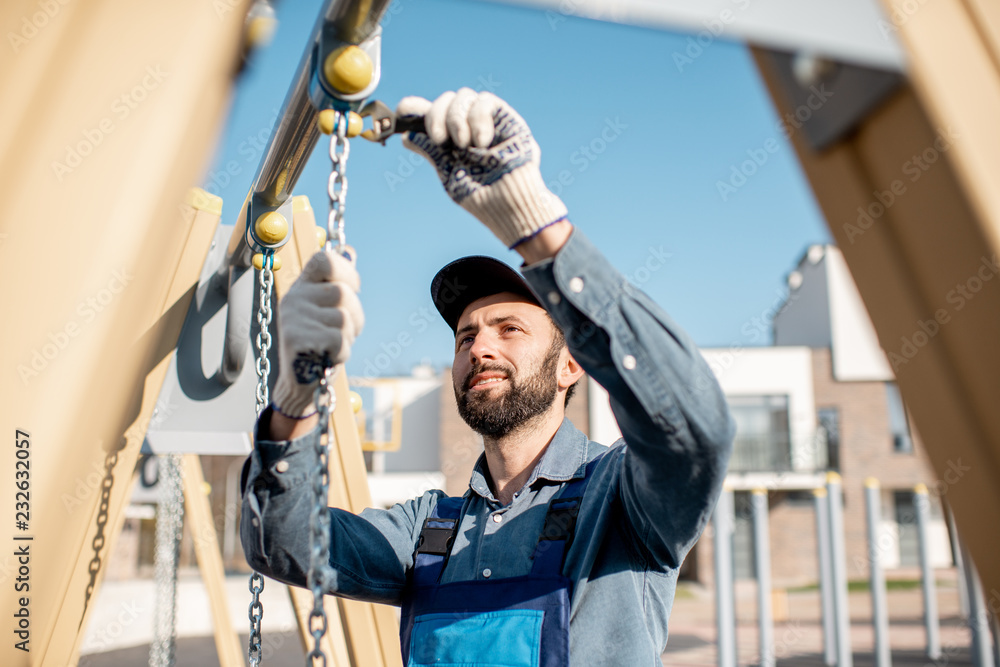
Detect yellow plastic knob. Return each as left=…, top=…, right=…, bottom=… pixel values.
left=347, top=112, right=362, bottom=137
left=316, top=227, right=328, bottom=248
left=247, top=16, right=277, bottom=48
left=254, top=211, right=288, bottom=245
left=252, top=253, right=283, bottom=271
left=349, top=391, right=362, bottom=414
left=318, top=109, right=363, bottom=137
left=323, top=46, right=373, bottom=95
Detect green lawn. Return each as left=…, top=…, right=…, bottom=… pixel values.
left=786, top=579, right=943, bottom=594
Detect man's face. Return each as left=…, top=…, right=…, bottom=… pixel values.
left=452, top=292, right=563, bottom=437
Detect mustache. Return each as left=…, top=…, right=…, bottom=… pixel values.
left=462, top=361, right=514, bottom=391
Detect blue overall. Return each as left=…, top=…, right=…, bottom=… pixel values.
left=399, top=455, right=604, bottom=667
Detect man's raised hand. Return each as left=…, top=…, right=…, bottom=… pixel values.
left=397, top=88, right=568, bottom=249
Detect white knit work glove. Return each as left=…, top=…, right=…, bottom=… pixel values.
left=398, top=88, right=568, bottom=248
left=271, top=249, right=364, bottom=418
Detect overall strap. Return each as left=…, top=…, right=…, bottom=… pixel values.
left=412, top=496, right=464, bottom=586
left=530, top=450, right=607, bottom=576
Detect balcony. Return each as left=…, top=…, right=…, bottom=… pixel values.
left=727, top=428, right=831, bottom=474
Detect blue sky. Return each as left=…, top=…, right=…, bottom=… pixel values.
left=204, top=0, right=831, bottom=377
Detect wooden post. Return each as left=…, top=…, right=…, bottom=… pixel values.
left=181, top=454, right=244, bottom=667
left=753, top=0, right=1000, bottom=596
left=0, top=0, right=250, bottom=661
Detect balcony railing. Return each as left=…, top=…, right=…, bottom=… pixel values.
left=727, top=429, right=831, bottom=473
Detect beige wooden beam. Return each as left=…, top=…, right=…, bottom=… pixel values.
left=182, top=454, right=244, bottom=667
left=0, top=0, right=249, bottom=662
left=38, top=195, right=223, bottom=665
left=753, top=26, right=1000, bottom=598
left=288, top=586, right=353, bottom=667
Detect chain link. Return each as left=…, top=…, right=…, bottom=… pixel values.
left=248, top=251, right=274, bottom=666
left=248, top=571, right=265, bottom=667
left=327, top=111, right=350, bottom=253
left=255, top=260, right=274, bottom=414
left=306, top=377, right=334, bottom=667
left=303, top=110, right=352, bottom=667
left=83, top=451, right=117, bottom=616
left=150, top=454, right=184, bottom=667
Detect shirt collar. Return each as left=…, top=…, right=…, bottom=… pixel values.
left=468, top=418, right=590, bottom=501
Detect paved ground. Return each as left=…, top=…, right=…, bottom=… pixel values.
left=661, top=579, right=977, bottom=666
left=80, top=571, right=987, bottom=665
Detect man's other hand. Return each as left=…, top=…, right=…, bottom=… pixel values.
left=270, top=249, right=364, bottom=428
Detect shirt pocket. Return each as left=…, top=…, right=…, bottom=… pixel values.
left=408, top=609, right=544, bottom=667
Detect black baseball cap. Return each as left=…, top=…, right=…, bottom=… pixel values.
left=431, top=256, right=541, bottom=333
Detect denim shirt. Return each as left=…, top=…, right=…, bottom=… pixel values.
left=241, top=229, right=734, bottom=666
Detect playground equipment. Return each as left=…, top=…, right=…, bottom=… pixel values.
left=1, top=0, right=998, bottom=665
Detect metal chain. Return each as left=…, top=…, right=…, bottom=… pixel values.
left=248, top=253, right=274, bottom=667
left=327, top=110, right=349, bottom=252
left=150, top=454, right=184, bottom=667
left=304, top=110, right=351, bottom=667
left=255, top=260, right=274, bottom=414
left=306, top=378, right=334, bottom=667
left=248, top=572, right=264, bottom=667
left=83, top=451, right=117, bottom=617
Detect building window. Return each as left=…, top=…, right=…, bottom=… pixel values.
left=886, top=383, right=913, bottom=453
left=817, top=407, right=840, bottom=471
left=728, top=395, right=792, bottom=472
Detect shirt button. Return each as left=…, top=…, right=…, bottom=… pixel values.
left=492, top=514, right=503, bottom=523
left=483, top=568, right=492, bottom=579
left=251, top=517, right=259, bottom=527
left=275, top=460, right=289, bottom=473
left=568, top=277, right=584, bottom=293
left=547, top=291, right=561, bottom=305
left=623, top=354, right=637, bottom=370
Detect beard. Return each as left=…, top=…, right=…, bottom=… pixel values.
left=455, top=341, right=562, bottom=438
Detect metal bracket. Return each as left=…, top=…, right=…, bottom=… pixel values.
left=245, top=194, right=295, bottom=252
left=145, top=224, right=275, bottom=455
left=311, top=26, right=382, bottom=108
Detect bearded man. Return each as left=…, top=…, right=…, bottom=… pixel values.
left=241, top=89, right=734, bottom=666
